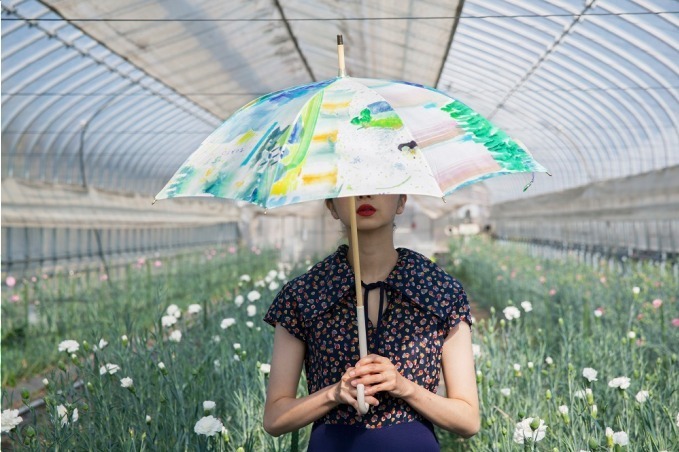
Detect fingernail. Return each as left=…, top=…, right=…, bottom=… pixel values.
left=349, top=371, right=355, bottom=377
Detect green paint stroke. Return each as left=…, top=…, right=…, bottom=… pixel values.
left=442, top=100, right=538, bottom=172
left=350, top=108, right=403, bottom=130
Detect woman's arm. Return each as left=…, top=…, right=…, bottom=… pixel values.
left=350, top=323, right=480, bottom=437
left=263, top=325, right=379, bottom=436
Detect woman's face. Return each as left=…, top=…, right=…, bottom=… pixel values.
left=326, top=195, right=406, bottom=231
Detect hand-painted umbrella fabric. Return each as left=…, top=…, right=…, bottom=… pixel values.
left=156, top=77, right=547, bottom=208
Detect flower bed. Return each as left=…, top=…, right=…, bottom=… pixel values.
left=438, top=237, right=678, bottom=450
left=2, top=246, right=308, bottom=450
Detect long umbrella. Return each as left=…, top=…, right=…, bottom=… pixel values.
left=155, top=35, right=548, bottom=413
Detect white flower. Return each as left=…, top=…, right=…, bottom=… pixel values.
left=627, top=331, right=636, bottom=339
left=260, top=363, right=271, bottom=374
left=594, top=308, right=603, bottom=317
left=267, top=270, right=278, bottom=279
left=43, top=378, right=49, bottom=386
left=58, top=340, right=80, bottom=353
left=632, top=286, right=640, bottom=295
left=1, top=409, right=23, bottom=432
left=234, top=295, right=244, bottom=307
left=194, top=415, right=224, bottom=436
left=98, top=338, right=108, bottom=350
left=120, top=377, right=133, bottom=388
left=99, top=363, right=120, bottom=375
left=527, top=362, right=534, bottom=369
left=635, top=390, right=649, bottom=403
left=161, top=315, right=177, bottom=328
left=269, top=281, right=280, bottom=291
left=247, top=290, right=261, bottom=302
left=166, top=304, right=180, bottom=317
left=239, top=274, right=251, bottom=282
left=188, top=304, right=202, bottom=314
left=246, top=321, right=254, bottom=328
left=254, top=280, right=265, bottom=288
left=233, top=343, right=241, bottom=350
left=277, top=271, right=286, bottom=280
left=56, top=405, right=78, bottom=427
left=520, top=301, right=533, bottom=312
left=503, top=306, right=521, bottom=320
left=583, top=367, right=598, bottom=382
left=513, top=417, right=547, bottom=444
left=608, top=376, right=631, bottom=390
left=513, top=364, right=521, bottom=371
left=214, top=359, right=221, bottom=369
left=212, top=335, right=221, bottom=343
left=220, top=318, right=236, bottom=329
left=233, top=354, right=240, bottom=362
left=247, top=305, right=257, bottom=317
left=545, top=356, right=553, bottom=365
left=500, top=388, right=511, bottom=397
left=574, top=389, right=587, bottom=398
left=606, top=427, right=614, bottom=438
left=158, top=362, right=166, bottom=370
left=203, top=401, right=216, bottom=411
left=146, top=415, right=152, bottom=424
left=613, top=431, right=629, bottom=446
left=558, top=405, right=569, bottom=415
left=169, top=330, right=182, bottom=343
left=472, top=344, right=481, bottom=358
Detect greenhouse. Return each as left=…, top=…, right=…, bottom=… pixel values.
left=1, top=0, right=677, bottom=450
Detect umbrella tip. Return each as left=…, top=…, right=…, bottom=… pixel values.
left=441, top=196, right=447, bottom=204
left=152, top=198, right=157, bottom=205
left=337, top=34, right=343, bottom=45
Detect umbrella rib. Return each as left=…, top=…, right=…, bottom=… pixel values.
left=273, top=0, right=317, bottom=83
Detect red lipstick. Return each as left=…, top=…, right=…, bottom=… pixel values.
left=357, top=204, right=376, bottom=216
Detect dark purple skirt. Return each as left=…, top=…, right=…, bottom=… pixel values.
left=307, top=420, right=439, bottom=452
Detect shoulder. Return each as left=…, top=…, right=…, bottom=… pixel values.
left=393, top=248, right=467, bottom=319
left=275, top=246, right=351, bottom=319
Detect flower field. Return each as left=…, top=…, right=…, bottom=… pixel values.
left=2, top=238, right=678, bottom=450
left=441, top=237, right=678, bottom=451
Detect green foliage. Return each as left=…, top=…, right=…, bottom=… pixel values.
left=438, top=237, right=679, bottom=451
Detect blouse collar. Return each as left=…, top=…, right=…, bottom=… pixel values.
left=305, top=244, right=453, bottom=321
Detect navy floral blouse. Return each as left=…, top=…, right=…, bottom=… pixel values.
left=264, top=245, right=472, bottom=429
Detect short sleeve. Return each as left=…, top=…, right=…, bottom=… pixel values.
left=263, top=282, right=306, bottom=342
left=446, top=279, right=472, bottom=331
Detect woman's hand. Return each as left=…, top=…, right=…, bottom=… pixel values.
left=332, top=366, right=380, bottom=412
left=349, top=354, right=413, bottom=399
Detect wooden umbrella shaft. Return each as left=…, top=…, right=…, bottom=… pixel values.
left=348, top=196, right=369, bottom=414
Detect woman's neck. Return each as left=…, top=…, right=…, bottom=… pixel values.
left=346, top=227, right=398, bottom=284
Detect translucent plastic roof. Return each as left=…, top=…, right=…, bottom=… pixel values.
left=2, top=0, right=678, bottom=203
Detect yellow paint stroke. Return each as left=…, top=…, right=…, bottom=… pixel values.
left=199, top=168, right=214, bottom=183
left=321, top=100, right=351, bottom=112
left=237, top=130, right=256, bottom=145
left=271, top=167, right=302, bottom=195
left=301, top=169, right=337, bottom=186
left=234, top=180, right=244, bottom=188
left=312, top=130, right=338, bottom=143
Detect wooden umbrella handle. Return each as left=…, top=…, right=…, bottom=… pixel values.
left=348, top=196, right=369, bottom=414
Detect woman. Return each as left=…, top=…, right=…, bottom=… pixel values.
left=263, top=194, right=479, bottom=451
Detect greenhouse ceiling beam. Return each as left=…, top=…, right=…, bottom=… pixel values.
left=273, top=0, right=316, bottom=82
left=487, top=0, right=598, bottom=120
left=434, top=0, right=464, bottom=88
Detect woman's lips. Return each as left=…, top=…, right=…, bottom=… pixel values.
left=357, top=204, right=376, bottom=216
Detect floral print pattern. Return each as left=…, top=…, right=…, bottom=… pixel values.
left=264, top=245, right=471, bottom=429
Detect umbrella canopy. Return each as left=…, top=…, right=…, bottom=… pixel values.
left=155, top=36, right=547, bottom=415
left=155, top=77, right=547, bottom=208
